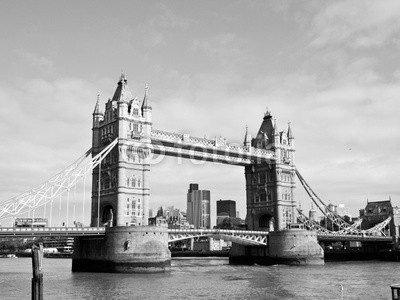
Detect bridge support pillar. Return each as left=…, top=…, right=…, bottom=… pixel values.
left=229, top=228, right=324, bottom=266
left=72, top=225, right=171, bottom=273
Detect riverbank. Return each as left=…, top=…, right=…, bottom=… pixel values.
left=4, top=249, right=400, bottom=262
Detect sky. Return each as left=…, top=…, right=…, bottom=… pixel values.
left=0, top=0, right=399, bottom=227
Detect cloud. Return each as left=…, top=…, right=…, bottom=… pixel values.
left=0, top=76, right=99, bottom=201
left=309, top=0, right=400, bottom=48
left=138, top=2, right=194, bottom=48
left=18, top=51, right=55, bottom=74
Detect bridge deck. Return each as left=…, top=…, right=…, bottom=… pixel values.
left=317, top=233, right=393, bottom=243
left=0, top=227, right=394, bottom=244
left=150, top=129, right=276, bottom=165
left=0, top=227, right=106, bottom=237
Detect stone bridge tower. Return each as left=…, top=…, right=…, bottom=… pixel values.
left=91, top=74, right=151, bottom=227
left=244, top=110, right=296, bottom=231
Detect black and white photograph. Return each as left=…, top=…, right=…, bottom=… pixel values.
left=0, top=1, right=399, bottom=299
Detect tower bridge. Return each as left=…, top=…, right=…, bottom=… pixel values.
left=90, top=73, right=296, bottom=233
left=0, top=73, right=397, bottom=272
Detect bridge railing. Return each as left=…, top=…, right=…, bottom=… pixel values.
left=151, top=129, right=275, bottom=163
left=0, top=227, right=106, bottom=237
left=167, top=228, right=269, bottom=235
left=317, top=232, right=393, bottom=242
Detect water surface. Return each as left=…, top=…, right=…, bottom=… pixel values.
left=0, top=257, right=398, bottom=299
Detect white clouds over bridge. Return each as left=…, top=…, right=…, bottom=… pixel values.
left=0, top=1, right=399, bottom=224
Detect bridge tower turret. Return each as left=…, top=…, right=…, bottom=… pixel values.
left=245, top=110, right=296, bottom=232
left=92, top=94, right=103, bottom=150
left=90, top=74, right=152, bottom=227
left=140, top=84, right=152, bottom=226
left=243, top=126, right=251, bottom=149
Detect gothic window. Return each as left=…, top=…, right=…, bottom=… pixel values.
left=138, top=179, right=141, bottom=187
left=260, top=192, right=267, bottom=202
left=259, top=173, right=266, bottom=184
left=133, top=123, right=139, bottom=132
left=269, top=173, right=274, bottom=182
left=127, top=178, right=130, bottom=186
left=133, top=108, right=139, bottom=116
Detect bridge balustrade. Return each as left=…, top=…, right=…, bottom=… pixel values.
left=0, top=227, right=106, bottom=237
left=151, top=128, right=276, bottom=166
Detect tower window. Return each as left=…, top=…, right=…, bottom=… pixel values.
left=133, top=108, right=139, bottom=116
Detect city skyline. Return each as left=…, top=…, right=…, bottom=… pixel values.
left=1, top=1, right=400, bottom=226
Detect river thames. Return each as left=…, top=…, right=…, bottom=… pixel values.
left=0, top=257, right=399, bottom=299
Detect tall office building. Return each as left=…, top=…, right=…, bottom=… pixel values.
left=186, top=183, right=210, bottom=229
left=216, top=200, right=236, bottom=225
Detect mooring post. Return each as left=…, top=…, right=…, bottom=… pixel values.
left=31, top=243, right=43, bottom=300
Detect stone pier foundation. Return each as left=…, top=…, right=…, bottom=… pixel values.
left=229, top=229, right=324, bottom=266
left=72, top=225, right=171, bottom=273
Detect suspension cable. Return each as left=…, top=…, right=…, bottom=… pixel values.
left=0, top=138, right=118, bottom=221
left=295, top=168, right=392, bottom=235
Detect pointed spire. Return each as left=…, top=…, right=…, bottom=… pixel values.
left=142, top=83, right=151, bottom=109
left=118, top=72, right=128, bottom=91
left=244, top=125, right=251, bottom=147
left=263, top=107, right=272, bottom=120
left=93, top=93, right=101, bottom=115
left=287, top=121, right=294, bottom=140
left=112, top=72, right=133, bottom=103
left=119, top=72, right=127, bottom=84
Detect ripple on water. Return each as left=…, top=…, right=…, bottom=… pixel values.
left=0, top=258, right=398, bottom=299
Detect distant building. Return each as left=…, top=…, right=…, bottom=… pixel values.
left=327, top=203, right=337, bottom=213
left=167, top=214, right=190, bottom=229
left=309, top=206, right=317, bottom=222
left=337, top=204, right=347, bottom=217
left=42, top=237, right=74, bottom=253
left=216, top=200, right=236, bottom=225
left=186, top=183, right=210, bottom=229
left=360, top=198, right=400, bottom=237
left=148, top=216, right=167, bottom=227
left=217, top=200, right=236, bottom=217
left=361, top=199, right=392, bottom=229
left=15, top=218, right=48, bottom=228
left=154, top=205, right=190, bottom=229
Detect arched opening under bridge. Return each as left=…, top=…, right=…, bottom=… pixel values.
left=259, top=214, right=274, bottom=232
